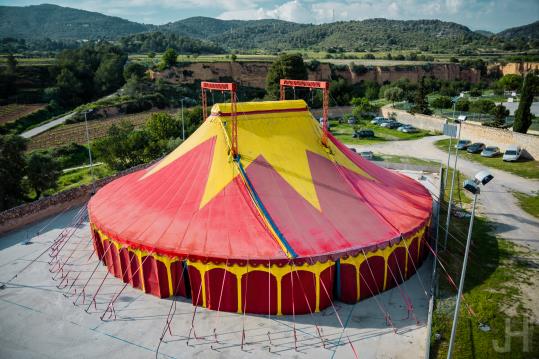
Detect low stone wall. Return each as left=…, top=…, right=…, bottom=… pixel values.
left=0, top=161, right=155, bottom=236
left=382, top=106, right=539, bottom=159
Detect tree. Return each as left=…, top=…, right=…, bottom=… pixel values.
left=94, top=54, right=126, bottom=94
left=0, top=135, right=27, bottom=210
left=231, top=54, right=237, bottom=62
left=383, top=87, right=404, bottom=105
left=146, top=112, right=181, bottom=141
left=94, top=121, right=151, bottom=171
left=488, top=104, right=509, bottom=128
left=161, top=48, right=178, bottom=69
left=26, top=152, right=61, bottom=199
left=411, top=77, right=432, bottom=115
left=6, top=53, right=17, bottom=74
left=497, top=74, right=523, bottom=92
left=123, top=62, right=146, bottom=81
left=351, top=97, right=378, bottom=119
left=514, top=72, right=539, bottom=133
left=455, top=98, right=470, bottom=111
left=431, top=96, right=452, bottom=109
left=469, top=99, right=496, bottom=115
left=265, top=53, right=307, bottom=99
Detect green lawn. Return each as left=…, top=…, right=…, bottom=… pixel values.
left=373, top=153, right=439, bottom=167
left=513, top=192, right=539, bottom=219
left=431, top=208, right=539, bottom=358
left=331, top=121, right=433, bottom=145
left=49, top=164, right=115, bottom=194
left=435, top=139, right=539, bottom=180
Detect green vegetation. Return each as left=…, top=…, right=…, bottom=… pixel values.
left=331, top=120, right=432, bottom=145
left=513, top=192, right=539, bottom=219
left=513, top=72, right=539, bottom=134
left=0, top=134, right=28, bottom=210
left=435, top=139, right=539, bottom=179
left=431, top=212, right=538, bottom=358
left=118, top=32, right=224, bottom=54
left=160, top=48, right=178, bottom=69
left=265, top=53, right=307, bottom=99
left=26, top=151, right=61, bottom=198
left=373, top=153, right=439, bottom=167
left=2, top=5, right=538, bottom=53
left=411, top=76, right=432, bottom=115
left=52, top=165, right=114, bottom=194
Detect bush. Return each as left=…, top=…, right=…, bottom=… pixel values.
left=431, top=96, right=452, bottom=109
left=455, top=98, right=470, bottom=112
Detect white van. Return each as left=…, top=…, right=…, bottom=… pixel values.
left=502, top=145, right=522, bottom=162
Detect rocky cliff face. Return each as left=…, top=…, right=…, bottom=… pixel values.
left=499, top=62, right=539, bottom=76
left=151, top=62, right=482, bottom=89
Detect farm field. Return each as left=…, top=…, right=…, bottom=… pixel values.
left=28, top=109, right=177, bottom=150
left=0, top=103, right=46, bottom=125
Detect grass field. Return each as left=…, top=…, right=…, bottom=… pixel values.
left=28, top=109, right=176, bottom=150
left=332, top=120, right=433, bottom=145
left=435, top=139, right=539, bottom=180
left=49, top=164, right=115, bottom=195
left=513, top=191, right=539, bottom=219
left=431, top=210, right=538, bottom=358
left=0, top=103, right=46, bottom=125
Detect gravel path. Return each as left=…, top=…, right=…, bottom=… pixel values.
left=351, top=135, right=539, bottom=252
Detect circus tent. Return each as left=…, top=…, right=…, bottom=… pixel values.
left=88, top=88, right=432, bottom=315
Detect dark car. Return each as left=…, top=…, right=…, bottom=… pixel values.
left=353, top=129, right=375, bottom=138
left=455, top=139, right=472, bottom=150
left=381, top=121, right=402, bottom=129
left=467, top=143, right=485, bottom=154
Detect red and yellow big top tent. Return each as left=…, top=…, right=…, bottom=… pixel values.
left=88, top=81, right=432, bottom=315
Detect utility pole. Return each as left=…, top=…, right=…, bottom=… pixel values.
left=84, top=110, right=96, bottom=194
left=181, top=99, right=185, bottom=141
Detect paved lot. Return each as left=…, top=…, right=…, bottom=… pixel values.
left=353, top=135, right=539, bottom=252
left=0, top=169, right=436, bottom=359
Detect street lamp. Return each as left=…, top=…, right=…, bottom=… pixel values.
left=443, top=114, right=467, bottom=250
left=444, top=96, right=462, bottom=189
left=181, top=98, right=185, bottom=141
left=446, top=170, right=494, bottom=359
left=83, top=109, right=96, bottom=194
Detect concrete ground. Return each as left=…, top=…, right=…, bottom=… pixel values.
left=353, top=135, right=539, bottom=252
left=0, top=168, right=438, bottom=359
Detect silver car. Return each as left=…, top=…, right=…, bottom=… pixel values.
left=359, top=150, right=374, bottom=160
left=481, top=146, right=500, bottom=157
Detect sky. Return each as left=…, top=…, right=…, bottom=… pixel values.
left=1, top=0, right=538, bottom=32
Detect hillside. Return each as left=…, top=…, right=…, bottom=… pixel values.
left=497, top=20, right=539, bottom=39
left=0, top=4, right=537, bottom=52
left=0, top=4, right=150, bottom=40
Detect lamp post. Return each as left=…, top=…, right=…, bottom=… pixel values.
left=180, top=98, right=185, bottom=141
left=446, top=171, right=494, bottom=359
left=443, top=114, right=467, bottom=250
left=84, top=109, right=96, bottom=194
left=444, top=96, right=460, bottom=189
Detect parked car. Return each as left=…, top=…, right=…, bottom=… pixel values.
left=481, top=146, right=501, bottom=157
left=455, top=140, right=472, bottom=150
left=353, top=129, right=375, bottom=138
left=467, top=143, right=485, bottom=154
left=380, top=121, right=402, bottom=129
left=503, top=145, right=522, bottom=162
left=348, top=147, right=357, bottom=153
left=347, top=117, right=357, bottom=124
left=397, top=124, right=419, bottom=133
left=371, top=116, right=387, bottom=125
left=359, top=150, right=374, bottom=160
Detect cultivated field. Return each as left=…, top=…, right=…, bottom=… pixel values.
left=28, top=109, right=177, bottom=150
left=0, top=103, right=46, bottom=125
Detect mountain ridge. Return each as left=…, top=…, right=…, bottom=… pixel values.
left=0, top=4, right=537, bottom=51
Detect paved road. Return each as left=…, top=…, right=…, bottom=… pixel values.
left=352, top=135, right=539, bottom=252
left=20, top=112, right=74, bottom=139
